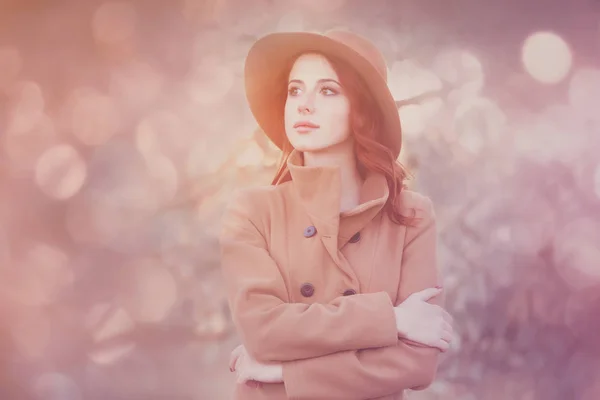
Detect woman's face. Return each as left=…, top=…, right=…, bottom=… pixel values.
left=284, top=53, right=352, bottom=153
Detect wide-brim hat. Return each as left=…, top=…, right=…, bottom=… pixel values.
left=244, top=28, right=403, bottom=159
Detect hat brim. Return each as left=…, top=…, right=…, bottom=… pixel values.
left=244, top=32, right=402, bottom=158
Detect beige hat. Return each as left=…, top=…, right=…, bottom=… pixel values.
left=244, top=28, right=403, bottom=158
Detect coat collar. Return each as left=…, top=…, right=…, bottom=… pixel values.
left=285, top=149, right=389, bottom=247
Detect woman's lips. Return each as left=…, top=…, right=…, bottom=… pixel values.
left=293, top=121, right=320, bottom=133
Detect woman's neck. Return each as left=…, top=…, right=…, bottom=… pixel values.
left=303, top=141, right=363, bottom=213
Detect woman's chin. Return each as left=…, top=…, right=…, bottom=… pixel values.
left=288, top=137, right=325, bottom=153
left=292, top=144, right=329, bottom=153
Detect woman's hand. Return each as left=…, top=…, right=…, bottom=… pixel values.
left=394, top=287, right=453, bottom=352
left=229, top=344, right=284, bottom=387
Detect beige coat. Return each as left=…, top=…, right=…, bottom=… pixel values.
left=220, top=150, right=443, bottom=400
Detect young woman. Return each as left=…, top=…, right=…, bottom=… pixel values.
left=220, top=29, right=453, bottom=400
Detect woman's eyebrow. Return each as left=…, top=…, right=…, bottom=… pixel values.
left=288, top=78, right=341, bottom=86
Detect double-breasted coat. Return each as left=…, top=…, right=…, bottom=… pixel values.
left=219, top=150, right=443, bottom=400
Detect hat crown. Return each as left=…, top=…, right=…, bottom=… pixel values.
left=323, top=29, right=388, bottom=82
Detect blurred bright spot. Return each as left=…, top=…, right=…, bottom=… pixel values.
left=513, top=109, right=578, bottom=164
left=9, top=79, right=44, bottom=109
left=92, top=1, right=137, bottom=45
left=69, top=177, right=165, bottom=250
left=493, top=225, right=512, bottom=242
left=289, top=0, right=346, bottom=13
left=69, top=140, right=175, bottom=247
left=388, top=60, right=443, bottom=101
left=276, top=11, right=305, bottom=32
left=135, top=111, right=191, bottom=162
left=582, top=376, right=600, bottom=400
left=11, top=310, right=51, bottom=359
left=188, top=138, right=215, bottom=175
left=457, top=133, right=483, bottom=156
left=187, top=137, right=232, bottom=176
left=190, top=29, right=230, bottom=62
left=0, top=46, right=22, bottom=90
left=432, top=49, right=484, bottom=100
left=33, top=373, right=82, bottom=400
left=0, top=228, right=9, bottom=268
left=236, top=140, right=265, bottom=167
left=553, top=219, right=600, bottom=289
left=267, top=138, right=281, bottom=152
left=399, top=99, right=444, bottom=139
left=3, top=244, right=69, bottom=307
left=109, top=62, right=163, bottom=111
left=4, top=243, right=72, bottom=307
left=195, top=185, right=231, bottom=222
left=4, top=114, right=57, bottom=173
left=69, top=87, right=121, bottom=146
left=28, top=243, right=73, bottom=297
left=144, top=153, right=179, bottom=204
left=122, top=258, right=178, bottom=323
left=594, top=164, right=600, bottom=199
left=181, top=0, right=229, bottom=25
left=189, top=275, right=229, bottom=333
left=195, top=310, right=228, bottom=336
left=454, top=97, right=506, bottom=153
left=35, top=144, right=87, bottom=200
left=568, top=68, right=600, bottom=121
left=92, top=307, right=135, bottom=342
left=262, top=148, right=280, bottom=167
left=89, top=342, right=136, bottom=365
left=85, top=303, right=113, bottom=332
left=513, top=121, right=550, bottom=162
left=64, top=198, right=105, bottom=245
left=493, top=201, right=556, bottom=256
left=564, top=291, right=600, bottom=346
left=187, top=55, right=235, bottom=105
left=239, top=107, right=263, bottom=139
left=521, top=31, right=572, bottom=84
left=388, top=60, right=444, bottom=138
left=5, top=80, right=53, bottom=172
left=398, top=104, right=426, bottom=138
left=6, top=80, right=45, bottom=133
left=87, top=192, right=153, bottom=245
left=534, top=104, right=587, bottom=165
left=135, top=117, right=162, bottom=157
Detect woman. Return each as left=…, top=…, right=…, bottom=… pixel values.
left=220, top=29, right=453, bottom=400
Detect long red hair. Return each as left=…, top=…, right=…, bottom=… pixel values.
left=270, top=53, right=413, bottom=226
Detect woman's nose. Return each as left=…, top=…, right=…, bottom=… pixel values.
left=298, top=92, right=316, bottom=114
left=297, top=104, right=314, bottom=114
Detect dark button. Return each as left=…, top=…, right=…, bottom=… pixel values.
left=349, top=232, right=361, bottom=243
left=303, top=225, right=317, bottom=238
left=300, top=283, right=315, bottom=297
left=343, top=289, right=357, bottom=296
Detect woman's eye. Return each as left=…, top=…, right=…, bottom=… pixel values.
left=320, top=86, right=338, bottom=96
left=288, top=87, right=301, bottom=96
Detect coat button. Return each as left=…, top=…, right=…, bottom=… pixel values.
left=303, top=225, right=317, bottom=238
left=300, top=283, right=315, bottom=297
left=343, top=289, right=357, bottom=296
left=349, top=232, right=361, bottom=243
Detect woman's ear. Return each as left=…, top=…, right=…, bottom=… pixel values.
left=353, top=112, right=366, bottom=129
left=353, top=111, right=375, bottom=135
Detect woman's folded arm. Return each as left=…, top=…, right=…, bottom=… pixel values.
left=219, top=188, right=399, bottom=363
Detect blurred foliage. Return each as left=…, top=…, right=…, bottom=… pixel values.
left=1, top=1, right=599, bottom=399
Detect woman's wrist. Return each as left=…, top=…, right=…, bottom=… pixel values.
left=393, top=306, right=408, bottom=338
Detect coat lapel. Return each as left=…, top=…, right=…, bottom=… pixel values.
left=282, top=149, right=389, bottom=286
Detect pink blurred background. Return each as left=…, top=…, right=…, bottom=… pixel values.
left=1, top=0, right=600, bottom=399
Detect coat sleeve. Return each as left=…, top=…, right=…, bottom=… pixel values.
left=219, top=188, right=399, bottom=363
left=281, top=194, right=443, bottom=400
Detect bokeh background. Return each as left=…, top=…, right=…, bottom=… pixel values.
left=1, top=0, right=600, bottom=399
